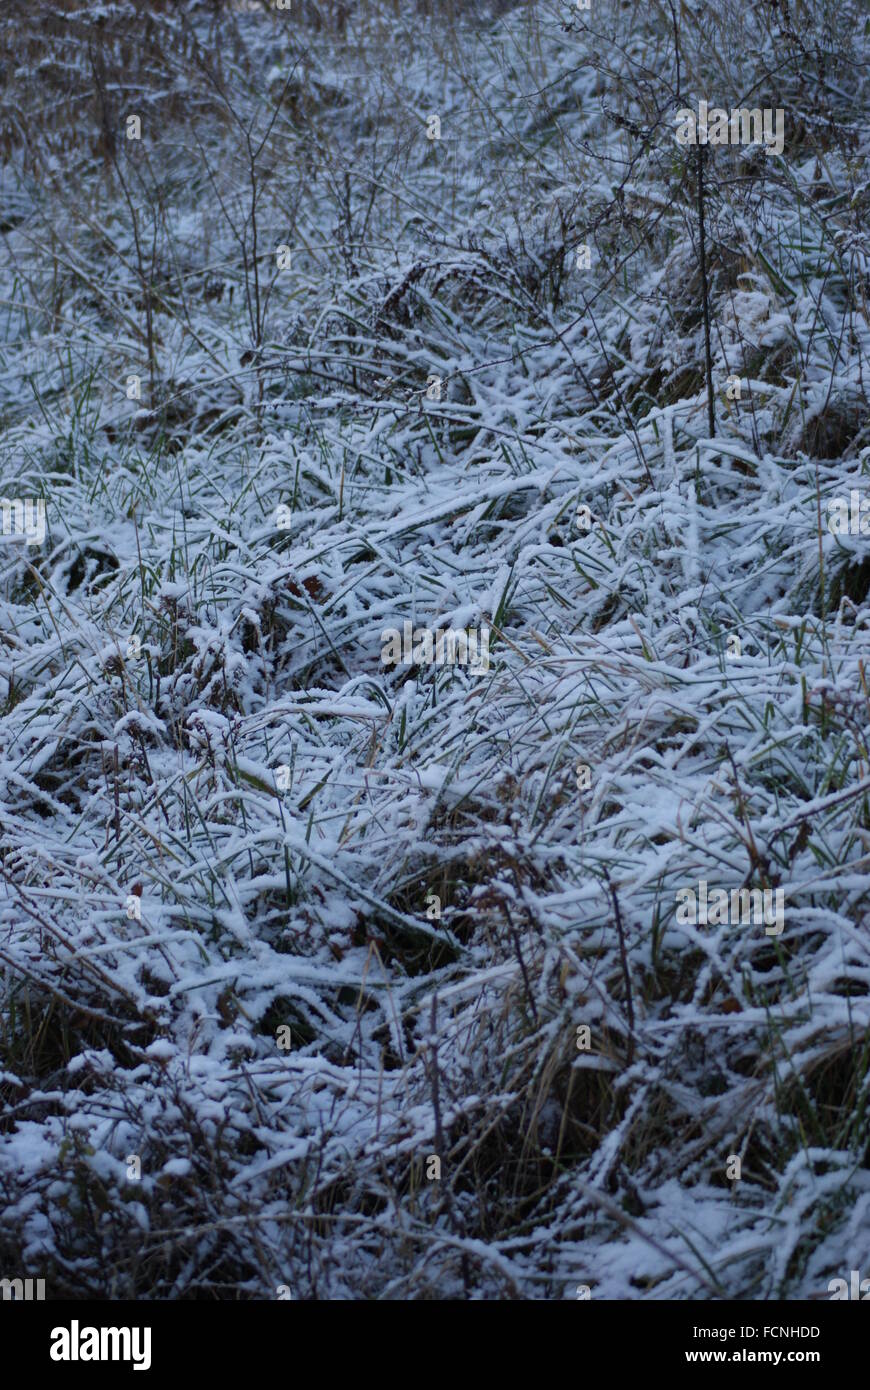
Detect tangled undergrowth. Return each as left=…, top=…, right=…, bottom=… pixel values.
left=0, top=0, right=869, bottom=1298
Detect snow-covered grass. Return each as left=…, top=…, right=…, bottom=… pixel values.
left=0, top=0, right=869, bottom=1299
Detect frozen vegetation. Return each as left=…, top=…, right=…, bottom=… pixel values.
left=0, top=0, right=868, bottom=1298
